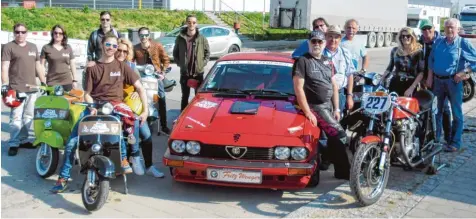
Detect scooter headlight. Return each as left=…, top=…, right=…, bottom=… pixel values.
left=372, top=74, right=382, bottom=86
left=171, top=140, right=186, bottom=153
left=144, top=64, right=155, bottom=76
left=91, top=144, right=102, bottom=153
left=291, top=147, right=308, bottom=160
left=101, top=103, right=114, bottom=115
left=275, top=147, right=290, bottom=160
left=186, top=141, right=201, bottom=155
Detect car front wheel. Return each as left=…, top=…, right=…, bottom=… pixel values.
left=228, top=44, right=240, bottom=54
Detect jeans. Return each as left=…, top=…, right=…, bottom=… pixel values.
left=441, top=98, right=453, bottom=143
left=9, top=92, right=37, bottom=147
left=58, top=109, right=140, bottom=179
left=433, top=77, right=463, bottom=148
left=180, top=74, right=204, bottom=111
left=138, top=122, right=154, bottom=168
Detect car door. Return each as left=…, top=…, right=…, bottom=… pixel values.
left=211, top=27, right=231, bottom=56
left=199, top=27, right=218, bottom=57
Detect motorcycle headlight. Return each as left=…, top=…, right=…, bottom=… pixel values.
left=54, top=86, right=64, bottom=96
left=171, top=140, right=186, bottom=153
left=101, top=102, right=114, bottom=115
left=291, top=147, right=308, bottom=160
left=275, top=147, right=290, bottom=160
left=186, top=141, right=201, bottom=155
left=144, top=64, right=155, bottom=76
left=372, top=74, right=382, bottom=86
left=91, top=143, right=102, bottom=153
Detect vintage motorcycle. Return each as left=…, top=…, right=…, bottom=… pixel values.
left=349, top=89, right=445, bottom=206
left=463, top=68, right=476, bottom=102
left=72, top=101, right=137, bottom=211
left=124, top=64, right=174, bottom=132
left=28, top=84, right=85, bottom=178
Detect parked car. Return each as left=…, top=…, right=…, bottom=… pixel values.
left=157, top=24, right=242, bottom=60
left=162, top=52, right=321, bottom=190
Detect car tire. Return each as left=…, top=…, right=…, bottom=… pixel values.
left=227, top=44, right=240, bottom=54
left=307, top=162, right=320, bottom=187
left=463, top=79, right=475, bottom=103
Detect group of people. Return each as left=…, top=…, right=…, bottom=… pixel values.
left=292, top=17, right=476, bottom=179
left=1, top=11, right=210, bottom=193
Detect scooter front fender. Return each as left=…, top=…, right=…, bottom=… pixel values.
left=33, top=131, right=64, bottom=149
left=90, top=155, right=116, bottom=179
left=360, top=136, right=381, bottom=144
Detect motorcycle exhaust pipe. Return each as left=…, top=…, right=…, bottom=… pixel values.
left=400, top=134, right=442, bottom=168
left=87, top=169, right=96, bottom=187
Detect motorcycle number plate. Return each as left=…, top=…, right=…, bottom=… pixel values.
left=362, top=94, right=391, bottom=115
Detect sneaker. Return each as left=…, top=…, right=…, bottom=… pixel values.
left=146, top=166, right=165, bottom=178
left=8, top=147, right=18, bottom=156
left=130, top=155, right=145, bottom=175
left=158, top=126, right=171, bottom=136
left=50, top=178, right=68, bottom=193
left=121, top=158, right=133, bottom=174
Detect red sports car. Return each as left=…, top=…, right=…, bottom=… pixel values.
left=163, top=52, right=321, bottom=189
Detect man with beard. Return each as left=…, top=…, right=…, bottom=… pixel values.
left=292, top=30, right=351, bottom=180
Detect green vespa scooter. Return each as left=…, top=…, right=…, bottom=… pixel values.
left=29, top=84, right=85, bottom=178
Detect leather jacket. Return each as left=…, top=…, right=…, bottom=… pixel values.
left=133, top=40, right=170, bottom=72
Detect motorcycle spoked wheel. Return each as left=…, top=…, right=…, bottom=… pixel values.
left=350, top=142, right=390, bottom=206
left=463, top=80, right=475, bottom=103
left=35, top=143, right=59, bottom=178
left=81, top=171, right=109, bottom=211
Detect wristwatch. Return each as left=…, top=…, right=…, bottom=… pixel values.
left=335, top=109, right=341, bottom=112
left=347, top=93, right=353, bottom=97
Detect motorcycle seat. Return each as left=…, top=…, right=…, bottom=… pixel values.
left=414, top=89, right=434, bottom=111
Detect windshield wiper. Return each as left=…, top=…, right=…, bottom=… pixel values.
left=204, top=87, right=248, bottom=94
left=241, top=89, right=293, bottom=96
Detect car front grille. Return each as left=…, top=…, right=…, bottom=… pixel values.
left=196, top=144, right=274, bottom=160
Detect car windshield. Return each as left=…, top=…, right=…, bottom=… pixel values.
left=407, top=19, right=419, bottom=27
left=201, top=60, right=295, bottom=95
left=165, top=27, right=183, bottom=37
left=460, top=13, right=476, bottom=22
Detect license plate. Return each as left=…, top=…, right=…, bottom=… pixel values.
left=206, top=168, right=262, bottom=184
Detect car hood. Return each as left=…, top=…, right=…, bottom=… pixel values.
left=157, top=37, right=175, bottom=46
left=177, top=95, right=307, bottom=136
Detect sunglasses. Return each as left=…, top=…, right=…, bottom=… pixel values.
left=105, top=42, right=118, bottom=48
left=117, top=49, right=128, bottom=54
left=139, top=34, right=150, bottom=38
left=101, top=18, right=110, bottom=22
left=53, top=31, right=63, bottom=35
left=14, top=31, right=27, bottom=35
left=314, top=24, right=325, bottom=29
left=310, top=38, right=324, bottom=44
left=400, top=34, right=412, bottom=39
left=422, top=27, right=432, bottom=31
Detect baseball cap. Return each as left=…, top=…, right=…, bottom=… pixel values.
left=326, top=25, right=342, bottom=36
left=419, top=19, right=433, bottom=29
left=309, top=30, right=325, bottom=40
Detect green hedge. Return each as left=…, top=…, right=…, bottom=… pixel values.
left=217, top=12, right=309, bottom=41
left=1, top=7, right=214, bottom=40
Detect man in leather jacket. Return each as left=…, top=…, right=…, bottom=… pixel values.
left=133, top=26, right=171, bottom=135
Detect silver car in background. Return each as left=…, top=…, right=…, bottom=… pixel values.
left=158, top=24, right=242, bottom=60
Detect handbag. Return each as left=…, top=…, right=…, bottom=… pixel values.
left=187, top=78, right=199, bottom=88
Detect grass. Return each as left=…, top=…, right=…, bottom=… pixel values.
left=1, top=7, right=215, bottom=40
left=217, top=12, right=309, bottom=41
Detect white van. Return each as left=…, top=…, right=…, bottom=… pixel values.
left=407, top=7, right=440, bottom=38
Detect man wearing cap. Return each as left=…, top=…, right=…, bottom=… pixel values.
left=418, top=19, right=452, bottom=146
left=292, top=30, right=350, bottom=180
left=323, top=25, right=356, bottom=116
left=292, top=17, right=329, bottom=58
left=341, top=19, right=368, bottom=72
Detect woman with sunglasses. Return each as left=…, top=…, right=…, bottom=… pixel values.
left=116, top=37, right=165, bottom=178
left=40, top=24, right=78, bottom=91
left=380, top=27, right=424, bottom=97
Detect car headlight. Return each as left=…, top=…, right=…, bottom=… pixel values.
left=291, top=147, right=308, bottom=160
left=275, top=147, right=290, bottom=160
left=91, top=143, right=102, bottom=153
left=171, top=140, right=186, bottom=153
left=144, top=64, right=155, bottom=76
left=186, top=141, right=201, bottom=155
left=372, top=74, right=382, bottom=86
left=101, top=102, right=114, bottom=115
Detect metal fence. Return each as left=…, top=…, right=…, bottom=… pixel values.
left=1, top=0, right=167, bottom=9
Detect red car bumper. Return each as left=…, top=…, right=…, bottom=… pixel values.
left=163, top=149, right=318, bottom=189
